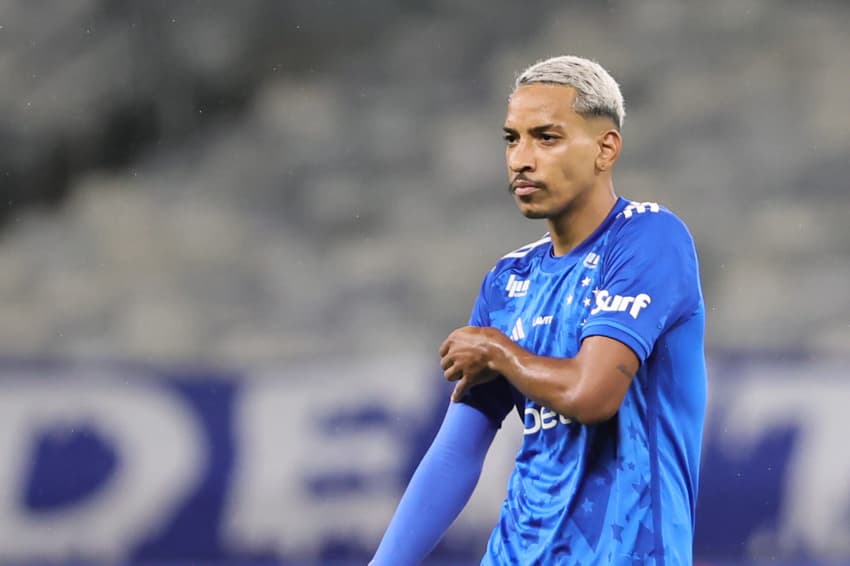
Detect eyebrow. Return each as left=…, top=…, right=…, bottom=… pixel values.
left=503, top=124, right=563, bottom=135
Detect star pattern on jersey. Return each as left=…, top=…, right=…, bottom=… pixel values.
left=580, top=498, right=594, bottom=514
left=632, top=479, right=652, bottom=509
left=582, top=297, right=591, bottom=307
left=566, top=294, right=574, bottom=305
left=631, top=522, right=657, bottom=561
left=627, top=422, right=639, bottom=441
left=581, top=276, right=592, bottom=286
left=612, top=524, right=625, bottom=542
left=617, top=455, right=638, bottom=474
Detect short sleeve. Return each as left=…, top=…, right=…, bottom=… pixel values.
left=459, top=270, right=519, bottom=427
left=467, top=271, right=492, bottom=327
left=580, top=210, right=702, bottom=363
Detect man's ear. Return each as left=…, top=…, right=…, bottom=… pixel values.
left=596, top=129, right=622, bottom=172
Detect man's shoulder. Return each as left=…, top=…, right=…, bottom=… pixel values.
left=609, top=200, right=694, bottom=244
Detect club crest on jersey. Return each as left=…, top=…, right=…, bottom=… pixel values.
left=505, top=274, right=530, bottom=298
left=591, top=290, right=652, bottom=319
left=583, top=252, right=601, bottom=269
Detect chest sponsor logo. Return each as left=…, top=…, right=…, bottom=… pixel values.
left=505, top=274, right=530, bottom=298
left=524, top=405, right=573, bottom=435
left=532, top=315, right=553, bottom=327
left=590, top=290, right=652, bottom=319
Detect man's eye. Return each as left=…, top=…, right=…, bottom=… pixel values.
left=540, top=134, right=557, bottom=142
left=504, top=134, right=517, bottom=144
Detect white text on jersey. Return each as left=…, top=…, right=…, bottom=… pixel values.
left=505, top=274, right=530, bottom=298
left=622, top=201, right=660, bottom=219
left=591, top=290, right=652, bottom=319
left=532, top=315, right=553, bottom=327
left=524, top=405, right=573, bottom=435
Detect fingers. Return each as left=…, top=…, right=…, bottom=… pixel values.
left=440, top=327, right=478, bottom=389
left=443, top=359, right=463, bottom=382
left=451, top=377, right=471, bottom=402
left=440, top=338, right=460, bottom=381
left=439, top=326, right=472, bottom=357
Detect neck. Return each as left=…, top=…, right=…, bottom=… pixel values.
left=547, top=183, right=617, bottom=256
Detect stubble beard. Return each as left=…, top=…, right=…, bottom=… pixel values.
left=519, top=206, right=549, bottom=219
left=513, top=191, right=552, bottom=220
left=517, top=191, right=583, bottom=223
left=510, top=184, right=551, bottom=219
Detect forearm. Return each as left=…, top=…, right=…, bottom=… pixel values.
left=487, top=335, right=630, bottom=424
left=371, top=402, right=496, bottom=565
left=489, top=339, right=583, bottom=417
left=441, top=327, right=635, bottom=425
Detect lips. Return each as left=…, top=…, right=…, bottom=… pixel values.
left=512, top=181, right=543, bottom=196
left=513, top=185, right=540, bottom=196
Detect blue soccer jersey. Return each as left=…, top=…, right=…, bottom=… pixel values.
left=462, top=197, right=707, bottom=565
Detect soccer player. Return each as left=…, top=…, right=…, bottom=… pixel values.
left=371, top=55, right=707, bottom=565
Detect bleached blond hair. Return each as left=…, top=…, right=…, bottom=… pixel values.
left=515, top=55, right=625, bottom=130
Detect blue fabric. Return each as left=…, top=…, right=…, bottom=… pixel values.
left=465, top=198, right=707, bottom=565
left=370, top=402, right=497, bottom=566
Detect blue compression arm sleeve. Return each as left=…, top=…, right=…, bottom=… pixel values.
left=370, top=402, right=498, bottom=565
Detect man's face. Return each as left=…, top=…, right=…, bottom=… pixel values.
left=503, top=83, right=603, bottom=219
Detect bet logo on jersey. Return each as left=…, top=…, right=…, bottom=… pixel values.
left=523, top=405, right=573, bottom=435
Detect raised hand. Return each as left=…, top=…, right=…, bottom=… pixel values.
left=439, top=326, right=508, bottom=402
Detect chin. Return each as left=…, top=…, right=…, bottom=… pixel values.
left=517, top=204, right=550, bottom=219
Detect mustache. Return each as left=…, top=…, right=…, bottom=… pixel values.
left=508, top=175, right=545, bottom=193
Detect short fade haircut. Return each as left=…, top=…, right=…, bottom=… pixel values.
left=515, top=55, right=625, bottom=131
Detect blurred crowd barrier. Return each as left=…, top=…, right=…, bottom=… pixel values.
left=1, top=0, right=850, bottom=365
left=0, top=352, right=848, bottom=565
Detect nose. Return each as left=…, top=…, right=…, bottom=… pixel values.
left=507, top=139, right=535, bottom=173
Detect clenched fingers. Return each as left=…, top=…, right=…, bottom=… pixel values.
left=442, top=359, right=463, bottom=382
left=451, top=377, right=472, bottom=402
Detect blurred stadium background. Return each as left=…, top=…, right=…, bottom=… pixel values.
left=1, top=0, right=849, bottom=565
